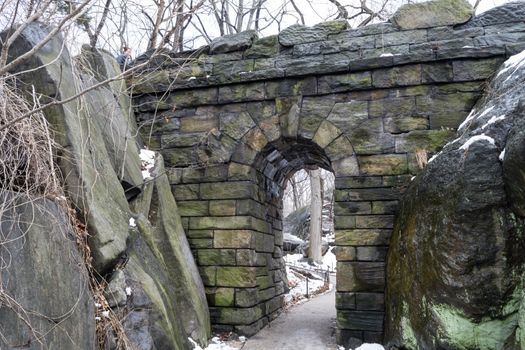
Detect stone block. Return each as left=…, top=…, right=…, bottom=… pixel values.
left=220, top=111, right=256, bottom=140
left=375, top=29, right=427, bottom=47
left=336, top=292, right=356, bottom=309
left=337, top=262, right=385, bottom=292
left=416, top=93, right=479, bottom=128
left=371, top=201, right=398, bottom=214
left=209, top=30, right=257, bottom=54
left=335, top=187, right=399, bottom=202
left=217, top=267, right=257, bottom=287
left=189, top=216, right=253, bottom=230
left=383, top=116, right=429, bottom=134
left=177, top=200, right=209, bottom=216
left=180, top=115, right=219, bottom=133
left=172, top=184, right=200, bottom=200
left=313, top=120, right=343, bottom=149
left=168, top=87, right=219, bottom=108
left=258, top=287, right=276, bottom=302
left=210, top=288, right=235, bottom=306
left=209, top=200, right=237, bottom=216
left=335, top=216, right=357, bottom=229
left=421, top=62, right=454, bottom=83
left=337, top=310, right=384, bottom=331
left=255, top=233, right=275, bottom=252
left=200, top=182, right=256, bottom=199
left=335, top=229, right=392, bottom=246
left=427, top=26, right=483, bottom=41
left=236, top=288, right=259, bottom=307
left=332, top=157, right=360, bottom=177
left=327, top=100, right=369, bottom=134
left=198, top=249, right=236, bottom=266
left=334, top=201, right=372, bottom=215
left=355, top=293, right=385, bottom=311
left=214, top=305, right=263, bottom=325
left=368, top=97, right=415, bottom=118
left=236, top=249, right=258, bottom=266
left=325, top=136, right=354, bottom=161
left=218, top=82, right=265, bottom=103
left=372, top=64, right=421, bottom=88
left=317, top=71, right=372, bottom=94
left=335, top=246, right=357, bottom=261
left=355, top=215, right=394, bottom=229
left=265, top=77, right=317, bottom=98
left=358, top=154, right=408, bottom=175
left=390, top=0, right=473, bottom=30
left=182, top=165, right=229, bottom=183
left=396, top=129, right=455, bottom=153
left=214, top=230, right=254, bottom=249
left=228, top=163, right=256, bottom=181
left=189, top=238, right=213, bottom=249
left=356, top=246, right=389, bottom=261
left=187, top=229, right=214, bottom=238
left=279, top=20, right=348, bottom=46
left=161, top=132, right=206, bottom=148
left=199, top=266, right=217, bottom=286
left=245, top=35, right=279, bottom=58
left=335, top=176, right=383, bottom=189
left=452, top=58, right=505, bottom=81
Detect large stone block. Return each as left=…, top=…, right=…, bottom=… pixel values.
left=358, top=154, right=408, bottom=175
left=209, top=30, right=258, bottom=54
left=372, top=65, right=421, bottom=88
left=214, top=230, right=255, bottom=249
left=216, top=267, right=257, bottom=287
left=337, top=310, right=384, bottom=331
left=214, top=305, right=263, bottom=325
left=279, top=20, right=348, bottom=46
left=200, top=181, right=256, bottom=199
left=337, top=262, right=385, bottom=292
left=390, top=0, right=473, bottom=29
left=336, top=229, right=392, bottom=246
left=335, top=187, right=400, bottom=201
left=318, top=71, right=372, bottom=93
left=198, top=249, right=237, bottom=266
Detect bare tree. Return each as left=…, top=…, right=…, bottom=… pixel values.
left=307, top=168, right=322, bottom=263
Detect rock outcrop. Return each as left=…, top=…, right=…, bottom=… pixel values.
left=390, top=0, right=473, bottom=30
left=2, top=23, right=211, bottom=349
left=385, top=50, right=525, bottom=349
left=0, top=192, right=96, bottom=349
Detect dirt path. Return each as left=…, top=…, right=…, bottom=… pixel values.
left=243, top=281, right=338, bottom=350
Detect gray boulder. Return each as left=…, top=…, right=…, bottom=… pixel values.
left=3, top=23, right=130, bottom=272
left=0, top=192, right=96, bottom=349
left=209, top=30, right=258, bottom=54
left=385, top=50, right=525, bottom=349
left=390, top=0, right=473, bottom=29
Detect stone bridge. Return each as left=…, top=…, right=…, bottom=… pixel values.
left=131, top=2, right=525, bottom=344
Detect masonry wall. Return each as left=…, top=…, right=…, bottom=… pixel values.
left=132, top=7, right=525, bottom=343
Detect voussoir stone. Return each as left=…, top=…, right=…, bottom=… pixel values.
left=390, top=0, right=473, bottom=30
left=210, top=30, right=258, bottom=54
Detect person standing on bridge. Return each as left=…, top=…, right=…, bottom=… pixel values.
left=116, top=46, right=132, bottom=70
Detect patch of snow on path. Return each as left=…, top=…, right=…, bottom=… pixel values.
left=189, top=337, right=244, bottom=350
left=355, top=343, right=385, bottom=350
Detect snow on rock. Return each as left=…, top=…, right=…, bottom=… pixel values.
left=496, top=49, right=525, bottom=78
left=355, top=344, right=385, bottom=350
left=129, top=217, right=136, bottom=227
left=499, top=148, right=505, bottom=161
left=380, top=53, right=393, bottom=57
left=459, top=134, right=495, bottom=151
left=481, top=115, right=505, bottom=129
left=140, top=149, right=156, bottom=179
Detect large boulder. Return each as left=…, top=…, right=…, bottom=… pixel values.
left=0, top=192, right=95, bottom=349
left=3, top=23, right=131, bottom=272
left=118, top=153, right=211, bottom=348
left=390, top=0, right=473, bottom=30
left=385, top=50, right=525, bottom=349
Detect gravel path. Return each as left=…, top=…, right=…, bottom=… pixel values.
left=243, top=280, right=338, bottom=350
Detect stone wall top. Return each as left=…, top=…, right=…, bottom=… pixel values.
left=131, top=1, right=525, bottom=95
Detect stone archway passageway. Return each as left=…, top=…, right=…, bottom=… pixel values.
left=131, top=4, right=525, bottom=343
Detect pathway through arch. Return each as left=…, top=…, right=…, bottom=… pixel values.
left=243, top=276, right=338, bottom=350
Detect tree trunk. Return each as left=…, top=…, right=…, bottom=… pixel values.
left=308, top=168, right=322, bottom=263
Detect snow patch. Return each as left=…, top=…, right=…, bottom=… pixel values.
left=125, top=287, right=132, bottom=296
left=499, top=148, right=505, bottom=161
left=380, top=53, right=393, bottom=57
left=189, top=336, right=241, bottom=350
left=458, top=108, right=477, bottom=131
left=497, top=49, right=525, bottom=78
left=427, top=151, right=441, bottom=164
left=355, top=344, right=385, bottom=350
left=129, top=217, right=136, bottom=227
left=140, top=149, right=156, bottom=179
left=481, top=115, right=505, bottom=129
left=459, top=134, right=495, bottom=151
